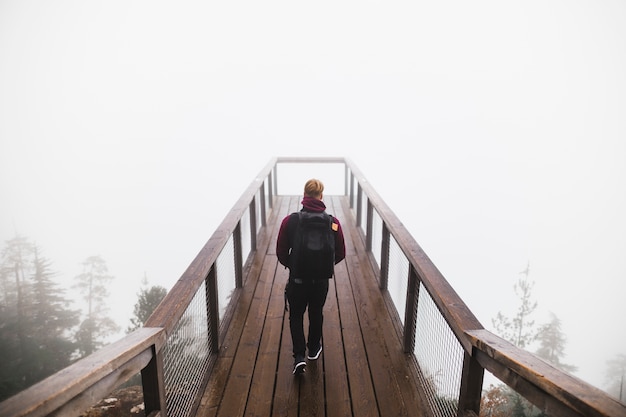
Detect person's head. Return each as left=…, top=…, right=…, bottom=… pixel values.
left=304, top=179, right=324, bottom=200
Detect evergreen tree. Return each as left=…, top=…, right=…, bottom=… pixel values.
left=534, top=312, right=577, bottom=373
left=73, top=255, right=119, bottom=357
left=492, top=262, right=537, bottom=349
left=0, top=236, right=32, bottom=400
left=127, top=276, right=167, bottom=333
left=0, top=237, right=79, bottom=401
left=0, top=236, right=33, bottom=360
left=29, top=248, right=80, bottom=378
left=490, top=263, right=539, bottom=417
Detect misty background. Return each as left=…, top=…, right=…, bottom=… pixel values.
left=1, top=0, right=625, bottom=393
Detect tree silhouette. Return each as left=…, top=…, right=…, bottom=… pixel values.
left=73, top=255, right=119, bottom=357
left=127, top=276, right=167, bottom=333
left=492, top=262, right=537, bottom=349
left=534, top=312, right=577, bottom=373
left=0, top=237, right=79, bottom=401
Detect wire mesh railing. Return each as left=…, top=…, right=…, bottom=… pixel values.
left=2, top=157, right=624, bottom=417
left=413, top=286, right=465, bottom=417
left=162, top=279, right=212, bottom=417
left=351, top=193, right=466, bottom=416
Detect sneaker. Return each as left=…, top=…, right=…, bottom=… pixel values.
left=293, top=356, right=306, bottom=375
left=307, top=345, right=323, bottom=360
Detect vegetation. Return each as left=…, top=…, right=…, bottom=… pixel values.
left=73, top=255, right=119, bottom=357
left=0, top=235, right=167, bottom=402
left=127, top=276, right=167, bottom=333
left=483, top=262, right=579, bottom=417
left=0, top=236, right=79, bottom=401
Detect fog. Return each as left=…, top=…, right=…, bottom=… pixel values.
left=1, top=0, right=625, bottom=392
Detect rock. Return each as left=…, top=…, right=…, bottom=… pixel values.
left=80, top=386, right=145, bottom=417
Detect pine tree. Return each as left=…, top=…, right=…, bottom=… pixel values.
left=73, top=255, right=119, bottom=357
left=127, top=276, right=167, bottom=333
left=0, top=236, right=32, bottom=400
left=0, top=237, right=79, bottom=401
left=29, top=248, right=79, bottom=378
left=534, top=312, right=577, bottom=373
left=492, top=263, right=537, bottom=349
left=490, top=263, right=539, bottom=417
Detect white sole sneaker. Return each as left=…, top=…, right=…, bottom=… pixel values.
left=307, top=346, right=322, bottom=360
left=293, top=360, right=306, bottom=374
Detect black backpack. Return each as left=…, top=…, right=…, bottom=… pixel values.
left=289, top=211, right=336, bottom=280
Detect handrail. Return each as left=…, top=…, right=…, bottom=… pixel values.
left=0, top=327, right=166, bottom=417
left=344, top=158, right=484, bottom=349
left=343, top=157, right=625, bottom=417
left=143, top=157, right=277, bottom=335
left=1, top=156, right=624, bottom=417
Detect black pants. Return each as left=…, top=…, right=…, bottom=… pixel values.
left=286, top=279, right=329, bottom=358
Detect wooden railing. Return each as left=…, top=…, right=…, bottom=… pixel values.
left=0, top=157, right=624, bottom=417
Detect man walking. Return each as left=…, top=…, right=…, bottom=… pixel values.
left=276, top=179, right=346, bottom=374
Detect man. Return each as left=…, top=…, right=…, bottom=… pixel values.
left=276, top=179, right=346, bottom=375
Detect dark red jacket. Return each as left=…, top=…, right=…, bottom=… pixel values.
left=276, top=196, right=346, bottom=272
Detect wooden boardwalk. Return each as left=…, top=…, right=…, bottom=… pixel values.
left=197, top=195, right=425, bottom=417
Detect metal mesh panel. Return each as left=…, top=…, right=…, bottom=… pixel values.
left=216, top=235, right=236, bottom=321
left=240, top=206, right=252, bottom=267
left=414, top=285, right=464, bottom=417
left=387, top=236, right=409, bottom=324
left=255, top=189, right=262, bottom=234
left=162, top=280, right=212, bottom=417
left=350, top=171, right=357, bottom=209
left=371, top=208, right=382, bottom=266
left=265, top=177, right=272, bottom=213
left=359, top=189, right=368, bottom=232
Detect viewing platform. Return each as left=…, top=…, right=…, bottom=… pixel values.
left=197, top=194, right=423, bottom=416
left=1, top=157, right=624, bottom=417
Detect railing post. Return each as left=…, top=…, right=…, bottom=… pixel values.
left=273, top=164, right=278, bottom=196
left=141, top=346, right=167, bottom=417
left=234, top=222, right=243, bottom=288
left=267, top=171, right=274, bottom=209
left=403, top=264, right=419, bottom=353
left=379, top=223, right=390, bottom=290
left=206, top=264, right=220, bottom=353
left=349, top=172, right=355, bottom=209
left=249, top=198, right=257, bottom=252
left=259, top=181, right=267, bottom=227
left=366, top=200, right=373, bottom=252
left=356, top=184, right=363, bottom=228
left=458, top=350, right=484, bottom=417
left=344, top=164, right=349, bottom=196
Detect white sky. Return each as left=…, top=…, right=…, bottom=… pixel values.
left=1, top=0, right=625, bottom=392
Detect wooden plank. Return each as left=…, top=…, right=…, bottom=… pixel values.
left=198, top=195, right=430, bottom=417
left=197, top=196, right=291, bottom=417
left=265, top=197, right=301, bottom=417
left=337, top=196, right=424, bottom=416
left=214, top=252, right=276, bottom=417
left=332, top=236, right=379, bottom=416
left=271, top=276, right=301, bottom=417
left=321, top=263, right=352, bottom=417
left=298, top=354, right=326, bottom=417
left=243, top=256, right=283, bottom=417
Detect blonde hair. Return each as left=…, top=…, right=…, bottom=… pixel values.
left=304, top=179, right=324, bottom=198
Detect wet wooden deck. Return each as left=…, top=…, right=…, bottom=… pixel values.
left=197, top=195, right=425, bottom=417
